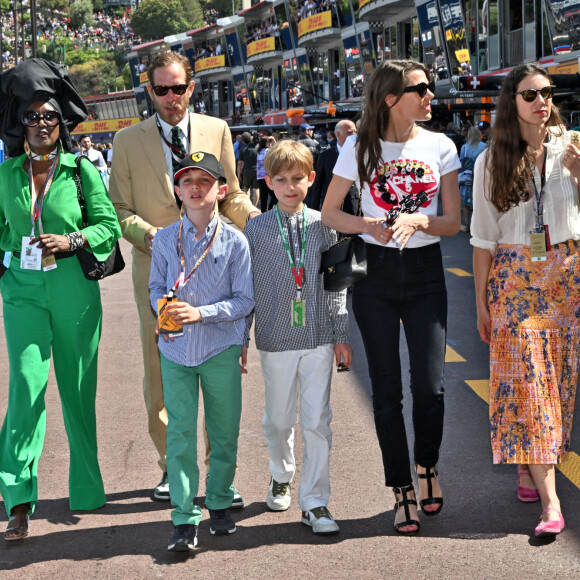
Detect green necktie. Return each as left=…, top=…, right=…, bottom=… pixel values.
left=171, top=126, right=186, bottom=208
left=171, top=126, right=186, bottom=175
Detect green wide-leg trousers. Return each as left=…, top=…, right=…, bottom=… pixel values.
left=0, top=256, right=106, bottom=517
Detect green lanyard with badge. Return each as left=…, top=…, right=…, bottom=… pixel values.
left=274, top=205, right=307, bottom=327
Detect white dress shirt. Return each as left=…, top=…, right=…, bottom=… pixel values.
left=157, top=114, right=190, bottom=184
left=471, top=128, right=580, bottom=253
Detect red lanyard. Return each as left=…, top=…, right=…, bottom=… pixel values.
left=27, top=152, right=59, bottom=236
left=167, top=217, right=221, bottom=298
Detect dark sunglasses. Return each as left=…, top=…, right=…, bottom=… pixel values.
left=151, top=84, right=189, bottom=97
left=403, top=81, right=435, bottom=98
left=514, top=86, right=555, bottom=102
left=22, top=110, right=60, bottom=127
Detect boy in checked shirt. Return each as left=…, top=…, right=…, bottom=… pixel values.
left=244, top=140, right=352, bottom=534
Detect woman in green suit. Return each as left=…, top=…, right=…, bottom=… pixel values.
left=0, top=59, right=121, bottom=541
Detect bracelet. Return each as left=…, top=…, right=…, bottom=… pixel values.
left=65, top=232, right=85, bottom=251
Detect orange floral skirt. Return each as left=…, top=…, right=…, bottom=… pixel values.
left=488, top=240, right=580, bottom=464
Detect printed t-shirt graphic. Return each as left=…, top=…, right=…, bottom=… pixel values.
left=370, top=159, right=437, bottom=212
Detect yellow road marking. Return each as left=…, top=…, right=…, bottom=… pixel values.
left=465, top=379, right=580, bottom=490
left=559, top=452, right=580, bottom=489
left=446, top=267, right=472, bottom=277
left=446, top=345, right=466, bottom=362
left=465, top=379, right=488, bottom=402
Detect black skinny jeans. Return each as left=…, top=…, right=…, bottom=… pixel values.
left=352, top=242, right=447, bottom=488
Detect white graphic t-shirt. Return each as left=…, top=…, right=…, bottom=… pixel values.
left=334, top=127, right=461, bottom=248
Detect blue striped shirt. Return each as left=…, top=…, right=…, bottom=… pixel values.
left=149, top=213, right=254, bottom=367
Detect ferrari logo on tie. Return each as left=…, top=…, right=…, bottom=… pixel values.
left=191, top=152, right=204, bottom=162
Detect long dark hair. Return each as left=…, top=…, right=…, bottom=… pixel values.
left=356, top=59, right=430, bottom=188
left=486, top=63, right=564, bottom=212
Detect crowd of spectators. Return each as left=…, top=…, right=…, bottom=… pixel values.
left=243, top=19, right=281, bottom=45
left=193, top=42, right=223, bottom=61
left=1, top=10, right=138, bottom=69
left=203, top=7, right=220, bottom=26
left=298, top=0, right=338, bottom=20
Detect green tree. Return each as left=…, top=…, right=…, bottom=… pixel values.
left=39, top=0, right=69, bottom=15
left=69, top=57, right=119, bottom=96
left=122, top=62, right=132, bottom=89
left=130, top=0, right=191, bottom=41
left=180, top=0, right=204, bottom=28
left=69, top=0, right=95, bottom=30
left=1, top=0, right=12, bottom=13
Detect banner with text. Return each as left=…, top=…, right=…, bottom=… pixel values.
left=194, top=55, right=226, bottom=73
left=298, top=11, right=333, bottom=38
left=72, top=117, right=140, bottom=135
left=247, top=37, right=276, bottom=58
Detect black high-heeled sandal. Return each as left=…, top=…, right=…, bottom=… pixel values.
left=393, top=484, right=421, bottom=535
left=416, top=466, right=443, bottom=516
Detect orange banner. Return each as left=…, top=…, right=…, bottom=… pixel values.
left=194, top=55, right=226, bottom=73
left=547, top=60, right=579, bottom=75
left=298, top=11, right=332, bottom=38
left=72, top=117, right=140, bottom=135
left=247, top=37, right=276, bottom=58
left=359, top=0, right=372, bottom=7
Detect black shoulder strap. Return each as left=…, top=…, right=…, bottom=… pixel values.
left=73, top=155, right=89, bottom=229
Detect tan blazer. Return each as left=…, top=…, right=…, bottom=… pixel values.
left=109, top=113, right=255, bottom=248
left=109, top=112, right=256, bottom=306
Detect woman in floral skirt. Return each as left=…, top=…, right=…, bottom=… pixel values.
left=472, top=63, right=580, bottom=538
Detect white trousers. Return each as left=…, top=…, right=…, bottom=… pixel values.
left=259, top=344, right=334, bottom=511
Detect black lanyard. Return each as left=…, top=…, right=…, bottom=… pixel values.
left=531, top=146, right=547, bottom=229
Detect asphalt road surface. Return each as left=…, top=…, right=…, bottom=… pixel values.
left=0, top=232, right=578, bottom=579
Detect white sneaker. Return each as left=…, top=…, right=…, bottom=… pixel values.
left=153, top=472, right=170, bottom=501
left=301, top=506, right=340, bottom=535
left=266, top=478, right=291, bottom=511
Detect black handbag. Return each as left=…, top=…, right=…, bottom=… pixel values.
left=73, top=156, right=125, bottom=281
left=320, top=234, right=367, bottom=292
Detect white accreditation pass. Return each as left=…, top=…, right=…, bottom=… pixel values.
left=20, top=235, right=43, bottom=270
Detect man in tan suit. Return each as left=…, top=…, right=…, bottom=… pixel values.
left=109, top=51, right=258, bottom=503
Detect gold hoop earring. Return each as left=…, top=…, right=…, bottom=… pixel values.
left=24, top=140, right=31, bottom=156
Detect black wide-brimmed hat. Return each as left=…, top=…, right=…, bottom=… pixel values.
left=0, top=58, right=88, bottom=156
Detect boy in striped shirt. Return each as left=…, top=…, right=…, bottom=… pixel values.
left=149, top=152, right=254, bottom=552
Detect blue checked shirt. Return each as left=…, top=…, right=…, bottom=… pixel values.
left=244, top=207, right=348, bottom=352
left=149, top=213, right=254, bottom=367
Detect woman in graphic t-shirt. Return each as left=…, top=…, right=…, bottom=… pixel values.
left=321, top=60, right=460, bottom=535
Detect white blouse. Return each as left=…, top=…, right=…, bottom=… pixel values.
left=470, top=128, right=580, bottom=253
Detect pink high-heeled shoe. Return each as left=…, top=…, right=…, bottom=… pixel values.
left=534, top=507, right=565, bottom=537
left=517, top=468, right=540, bottom=502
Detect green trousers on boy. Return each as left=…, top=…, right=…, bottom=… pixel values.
left=0, top=256, right=106, bottom=517
left=161, top=345, right=242, bottom=526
